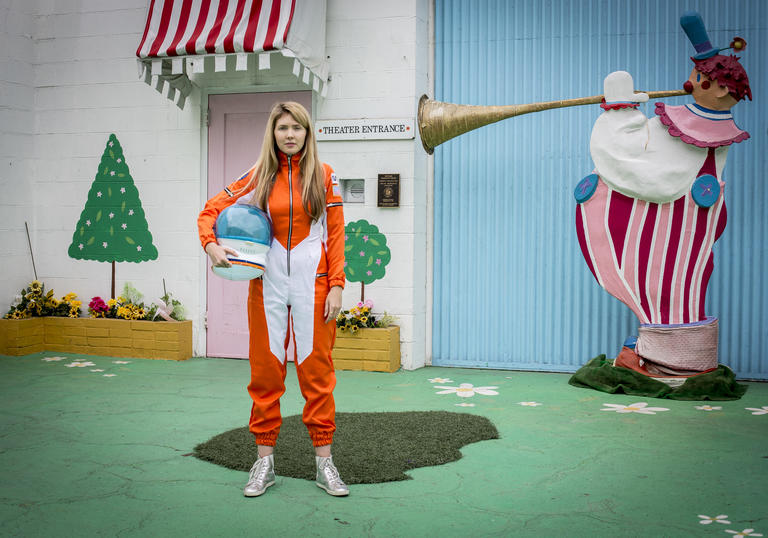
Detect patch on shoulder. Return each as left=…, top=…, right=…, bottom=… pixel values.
left=331, top=173, right=339, bottom=185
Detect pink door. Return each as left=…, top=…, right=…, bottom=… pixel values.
left=206, top=91, right=312, bottom=358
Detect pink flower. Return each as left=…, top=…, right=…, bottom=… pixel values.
left=363, top=235, right=369, bottom=242
left=366, top=270, right=372, bottom=276
left=375, top=258, right=381, bottom=265
left=364, top=300, right=373, bottom=308
left=359, top=251, right=365, bottom=256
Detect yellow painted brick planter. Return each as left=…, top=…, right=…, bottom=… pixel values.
left=332, top=325, right=400, bottom=372
left=0, top=317, right=193, bottom=361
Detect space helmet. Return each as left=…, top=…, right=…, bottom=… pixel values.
left=212, top=202, right=272, bottom=280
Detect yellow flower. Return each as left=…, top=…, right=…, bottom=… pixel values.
left=30, top=280, right=42, bottom=291
left=360, top=316, right=368, bottom=324
left=117, top=296, right=127, bottom=303
left=107, top=299, right=117, bottom=307
left=63, top=293, right=77, bottom=301
left=70, top=300, right=82, bottom=308
left=350, top=325, right=358, bottom=334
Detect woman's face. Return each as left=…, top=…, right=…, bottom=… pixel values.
left=273, top=112, right=307, bottom=156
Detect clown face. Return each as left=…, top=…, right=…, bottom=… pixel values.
left=684, top=68, right=738, bottom=111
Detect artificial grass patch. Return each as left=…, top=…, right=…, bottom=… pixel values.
left=569, top=355, right=748, bottom=400
left=194, top=411, right=500, bottom=484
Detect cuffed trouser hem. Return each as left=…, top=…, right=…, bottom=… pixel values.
left=254, top=432, right=279, bottom=446
left=311, top=432, right=334, bottom=447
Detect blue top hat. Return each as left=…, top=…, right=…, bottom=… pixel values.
left=680, top=11, right=720, bottom=60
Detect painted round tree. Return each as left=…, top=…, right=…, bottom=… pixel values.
left=68, top=134, right=157, bottom=297
left=344, top=219, right=391, bottom=302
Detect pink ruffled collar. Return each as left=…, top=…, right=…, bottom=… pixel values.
left=655, top=103, right=749, bottom=148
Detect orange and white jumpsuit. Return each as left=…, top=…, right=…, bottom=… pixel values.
left=198, top=152, right=345, bottom=447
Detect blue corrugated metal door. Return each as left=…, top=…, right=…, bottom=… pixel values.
left=432, top=0, right=768, bottom=378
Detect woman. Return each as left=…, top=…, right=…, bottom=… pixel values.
left=197, top=102, right=348, bottom=497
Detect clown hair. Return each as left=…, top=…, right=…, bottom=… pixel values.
left=693, top=54, right=752, bottom=101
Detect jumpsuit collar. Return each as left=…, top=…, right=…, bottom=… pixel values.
left=278, top=151, right=303, bottom=167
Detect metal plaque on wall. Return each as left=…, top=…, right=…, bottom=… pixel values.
left=377, top=174, right=400, bottom=207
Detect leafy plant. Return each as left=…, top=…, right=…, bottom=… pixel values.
left=4, top=281, right=82, bottom=319
left=336, top=300, right=396, bottom=334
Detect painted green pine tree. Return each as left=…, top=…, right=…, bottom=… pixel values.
left=68, top=134, right=157, bottom=296
left=344, top=219, right=391, bottom=302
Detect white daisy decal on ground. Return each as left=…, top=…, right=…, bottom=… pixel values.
left=695, top=405, right=722, bottom=411
left=90, top=369, right=105, bottom=372
left=600, top=402, right=669, bottom=414
left=455, top=402, right=476, bottom=408
left=725, top=529, right=763, bottom=537
left=428, top=377, right=453, bottom=384
left=517, top=402, right=543, bottom=407
left=66, top=361, right=96, bottom=368
left=745, top=406, right=768, bottom=415
left=103, top=374, right=117, bottom=377
left=42, top=356, right=67, bottom=362
left=434, top=383, right=499, bottom=398
left=698, top=514, right=730, bottom=525
left=112, top=360, right=131, bottom=364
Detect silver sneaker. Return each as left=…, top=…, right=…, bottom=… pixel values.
left=315, top=456, right=349, bottom=496
left=243, top=454, right=275, bottom=497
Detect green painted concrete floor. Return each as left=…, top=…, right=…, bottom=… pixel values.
left=1, top=353, right=767, bottom=537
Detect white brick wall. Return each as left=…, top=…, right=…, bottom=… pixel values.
left=321, top=0, right=430, bottom=369
left=1, top=0, right=430, bottom=369
left=1, top=0, right=37, bottom=310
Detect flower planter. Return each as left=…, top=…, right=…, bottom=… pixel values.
left=332, top=325, right=400, bottom=372
left=0, top=317, right=193, bottom=361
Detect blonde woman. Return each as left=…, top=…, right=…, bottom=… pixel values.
left=198, top=102, right=347, bottom=497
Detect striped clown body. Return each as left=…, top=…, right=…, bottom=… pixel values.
left=576, top=149, right=726, bottom=326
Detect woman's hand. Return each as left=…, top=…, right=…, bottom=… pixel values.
left=324, top=286, right=343, bottom=323
left=205, top=242, right=238, bottom=268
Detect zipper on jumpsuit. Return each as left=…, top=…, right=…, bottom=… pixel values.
left=286, top=156, right=293, bottom=277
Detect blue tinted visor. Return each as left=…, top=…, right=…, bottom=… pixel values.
left=214, top=204, right=273, bottom=246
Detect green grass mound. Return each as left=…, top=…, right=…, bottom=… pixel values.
left=194, top=411, right=500, bottom=484
left=569, top=355, right=748, bottom=400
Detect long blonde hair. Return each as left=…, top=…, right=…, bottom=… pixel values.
left=244, top=102, right=325, bottom=221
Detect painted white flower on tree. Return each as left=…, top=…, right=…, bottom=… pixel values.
left=66, top=361, right=95, bottom=368
left=90, top=369, right=105, bottom=372
left=600, top=402, right=669, bottom=414
left=428, top=377, right=453, bottom=384
left=434, top=383, right=499, bottom=398
left=725, top=529, right=763, bottom=537
left=518, top=402, right=542, bottom=407
left=698, top=514, right=730, bottom=525
left=695, top=405, right=722, bottom=411
left=455, top=402, right=476, bottom=408
left=113, top=360, right=131, bottom=364
left=745, top=406, right=768, bottom=415
left=103, top=374, right=117, bottom=377
left=42, top=356, right=67, bottom=362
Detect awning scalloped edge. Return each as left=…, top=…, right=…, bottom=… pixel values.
left=137, top=49, right=328, bottom=110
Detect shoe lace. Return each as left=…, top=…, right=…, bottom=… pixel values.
left=249, top=459, right=269, bottom=484
left=322, top=461, right=344, bottom=486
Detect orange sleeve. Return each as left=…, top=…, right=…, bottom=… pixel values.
left=323, top=163, right=346, bottom=289
left=197, top=170, right=256, bottom=251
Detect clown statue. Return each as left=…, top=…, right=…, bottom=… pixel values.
left=572, top=12, right=751, bottom=392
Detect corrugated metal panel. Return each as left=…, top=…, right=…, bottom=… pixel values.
left=432, top=0, right=768, bottom=378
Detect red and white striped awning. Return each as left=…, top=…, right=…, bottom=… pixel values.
left=136, top=0, right=328, bottom=108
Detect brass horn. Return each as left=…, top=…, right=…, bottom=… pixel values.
left=417, top=90, right=687, bottom=154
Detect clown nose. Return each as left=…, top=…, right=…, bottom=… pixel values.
left=683, top=80, right=693, bottom=93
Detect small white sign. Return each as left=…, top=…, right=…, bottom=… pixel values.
left=316, top=118, right=415, bottom=141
